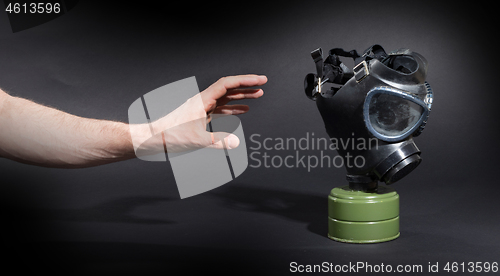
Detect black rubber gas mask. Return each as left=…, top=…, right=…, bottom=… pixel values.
left=305, top=45, right=433, bottom=189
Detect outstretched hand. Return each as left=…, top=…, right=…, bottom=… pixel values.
left=131, top=75, right=267, bottom=156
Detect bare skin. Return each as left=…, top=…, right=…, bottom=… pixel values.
left=0, top=75, right=267, bottom=168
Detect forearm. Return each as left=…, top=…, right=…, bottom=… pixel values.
left=0, top=91, right=137, bottom=168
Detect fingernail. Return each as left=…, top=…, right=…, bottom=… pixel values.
left=226, top=134, right=240, bottom=149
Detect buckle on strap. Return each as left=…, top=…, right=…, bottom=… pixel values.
left=310, top=47, right=323, bottom=78
left=353, top=60, right=369, bottom=83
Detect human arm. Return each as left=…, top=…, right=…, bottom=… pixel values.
left=0, top=90, right=134, bottom=167
left=0, top=75, right=267, bottom=168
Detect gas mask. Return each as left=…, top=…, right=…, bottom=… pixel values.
left=304, top=45, right=434, bottom=243
left=305, top=45, right=433, bottom=190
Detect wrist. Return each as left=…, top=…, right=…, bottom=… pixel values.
left=128, top=123, right=165, bottom=158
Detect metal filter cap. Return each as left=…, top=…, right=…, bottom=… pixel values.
left=328, top=185, right=400, bottom=243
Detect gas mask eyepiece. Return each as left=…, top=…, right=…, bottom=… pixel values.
left=364, top=84, right=433, bottom=143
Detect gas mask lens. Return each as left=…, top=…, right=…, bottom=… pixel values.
left=364, top=87, right=429, bottom=142
left=369, top=93, right=424, bottom=136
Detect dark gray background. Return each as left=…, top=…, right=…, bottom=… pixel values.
left=1, top=0, right=499, bottom=274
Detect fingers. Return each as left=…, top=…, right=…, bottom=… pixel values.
left=205, top=132, right=240, bottom=150
left=216, top=75, right=267, bottom=92
left=201, top=75, right=267, bottom=112
left=213, top=104, right=250, bottom=115
left=217, top=88, right=264, bottom=106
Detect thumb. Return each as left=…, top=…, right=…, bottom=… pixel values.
left=206, top=132, right=240, bottom=150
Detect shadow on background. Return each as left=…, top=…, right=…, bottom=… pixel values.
left=25, top=196, right=176, bottom=224
left=212, top=185, right=328, bottom=238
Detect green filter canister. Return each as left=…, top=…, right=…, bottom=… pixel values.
left=328, top=185, right=400, bottom=243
